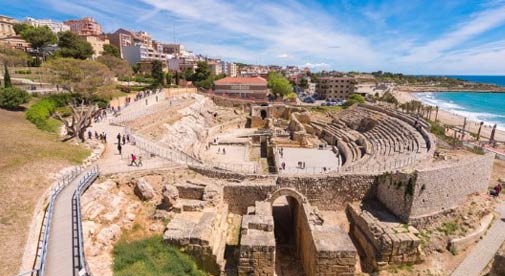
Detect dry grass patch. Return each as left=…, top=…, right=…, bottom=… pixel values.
left=0, top=109, right=89, bottom=275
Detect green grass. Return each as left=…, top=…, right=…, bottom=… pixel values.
left=437, top=220, right=459, bottom=236
left=113, top=235, right=207, bottom=276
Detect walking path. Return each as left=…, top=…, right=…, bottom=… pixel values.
left=44, top=176, right=80, bottom=276
left=43, top=93, right=178, bottom=275
left=452, top=201, right=505, bottom=276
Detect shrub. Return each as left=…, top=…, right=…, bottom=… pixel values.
left=343, top=94, right=365, bottom=107
left=113, top=235, right=207, bottom=276
left=15, top=69, right=32, bottom=74
left=26, top=98, right=58, bottom=131
left=0, top=87, right=31, bottom=109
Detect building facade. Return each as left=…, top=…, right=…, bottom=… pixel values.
left=64, top=17, right=102, bottom=36
left=85, top=35, right=109, bottom=59
left=214, top=77, right=268, bottom=99
left=316, top=77, right=355, bottom=100
left=0, top=15, right=16, bottom=38
left=24, top=17, right=70, bottom=33
left=208, top=61, right=222, bottom=76
left=122, top=45, right=167, bottom=65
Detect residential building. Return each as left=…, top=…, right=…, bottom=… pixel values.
left=122, top=45, right=167, bottom=65
left=168, top=57, right=197, bottom=72
left=136, top=31, right=152, bottom=48
left=316, top=77, right=355, bottom=100
left=0, top=35, right=30, bottom=51
left=85, top=35, right=109, bottom=59
left=208, top=61, right=222, bottom=75
left=24, top=17, right=70, bottom=33
left=0, top=15, right=16, bottom=38
left=64, top=17, right=102, bottom=36
left=108, top=28, right=156, bottom=59
left=153, top=41, right=183, bottom=55
left=214, top=76, right=268, bottom=100
left=307, top=82, right=316, bottom=94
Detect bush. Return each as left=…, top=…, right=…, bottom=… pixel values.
left=0, top=87, right=31, bottom=109
left=25, top=94, right=75, bottom=132
left=343, top=94, right=365, bottom=107
left=113, top=235, right=207, bottom=276
left=15, top=69, right=32, bottom=74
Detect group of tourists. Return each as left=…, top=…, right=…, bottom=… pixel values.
left=278, top=147, right=284, bottom=158
left=88, top=130, right=107, bottom=143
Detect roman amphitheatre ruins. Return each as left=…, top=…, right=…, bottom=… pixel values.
left=24, top=88, right=505, bottom=276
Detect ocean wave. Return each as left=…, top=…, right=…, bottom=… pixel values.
left=413, top=92, right=505, bottom=130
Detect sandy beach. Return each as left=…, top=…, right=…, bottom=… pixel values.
left=392, top=90, right=505, bottom=143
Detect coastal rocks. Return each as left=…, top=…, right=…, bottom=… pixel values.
left=162, top=184, right=179, bottom=209
left=134, top=178, right=155, bottom=201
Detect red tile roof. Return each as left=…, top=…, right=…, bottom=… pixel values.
left=214, top=76, right=267, bottom=85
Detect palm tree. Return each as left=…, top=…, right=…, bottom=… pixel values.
left=477, top=121, right=484, bottom=141
left=435, top=106, right=439, bottom=122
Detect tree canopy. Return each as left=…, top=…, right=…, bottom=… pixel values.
left=55, top=31, right=94, bottom=60
left=103, top=44, right=120, bottom=58
left=96, top=55, right=133, bottom=78
left=43, top=58, right=113, bottom=99
left=343, top=94, right=365, bottom=107
left=191, top=61, right=211, bottom=82
left=267, top=72, right=293, bottom=97
left=3, top=64, right=12, bottom=88
left=151, top=60, right=164, bottom=87
left=19, top=25, right=57, bottom=50
left=0, top=87, right=31, bottom=109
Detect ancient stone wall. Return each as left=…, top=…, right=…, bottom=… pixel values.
left=347, top=203, right=423, bottom=272
left=375, top=153, right=495, bottom=223
left=276, top=174, right=377, bottom=211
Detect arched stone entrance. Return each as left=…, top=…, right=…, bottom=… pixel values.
left=267, top=188, right=307, bottom=275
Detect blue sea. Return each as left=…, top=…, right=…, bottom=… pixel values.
left=413, top=75, right=505, bottom=130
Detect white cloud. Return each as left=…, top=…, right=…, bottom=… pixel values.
left=277, top=54, right=289, bottom=58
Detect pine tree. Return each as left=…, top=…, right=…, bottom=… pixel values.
left=4, top=64, right=12, bottom=88
left=175, top=71, right=180, bottom=86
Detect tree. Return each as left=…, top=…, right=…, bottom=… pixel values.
left=191, top=61, right=211, bottom=82
left=151, top=60, right=164, bottom=88
left=55, top=31, right=94, bottom=60
left=4, top=64, right=12, bottom=88
left=299, top=78, right=308, bottom=90
left=43, top=58, right=113, bottom=141
left=175, top=71, right=180, bottom=85
left=96, top=55, right=133, bottom=78
left=183, top=68, right=194, bottom=81
left=103, top=44, right=120, bottom=58
left=0, top=87, right=31, bottom=109
left=20, top=25, right=57, bottom=51
left=343, top=94, right=365, bottom=107
left=165, top=72, right=173, bottom=86
left=267, top=72, right=293, bottom=97
left=13, top=23, right=29, bottom=35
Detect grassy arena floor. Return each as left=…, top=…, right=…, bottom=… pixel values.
left=113, top=235, right=207, bottom=276
left=0, top=108, right=89, bottom=275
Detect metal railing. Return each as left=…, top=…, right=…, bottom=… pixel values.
left=72, top=165, right=99, bottom=276
left=15, top=167, right=83, bottom=276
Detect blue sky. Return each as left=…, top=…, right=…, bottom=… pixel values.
left=2, top=0, right=505, bottom=74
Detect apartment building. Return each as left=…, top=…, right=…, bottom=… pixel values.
left=64, top=17, right=102, bottom=36
left=153, top=41, right=184, bottom=55
left=85, top=35, right=109, bottom=60
left=0, top=15, right=16, bottom=38
left=214, top=76, right=268, bottom=100
left=122, top=45, right=167, bottom=65
left=316, top=77, right=355, bottom=100
left=24, top=17, right=70, bottom=33
left=220, top=61, right=238, bottom=77
left=208, top=61, right=222, bottom=75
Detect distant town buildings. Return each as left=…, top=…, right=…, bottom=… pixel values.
left=316, top=77, right=355, bottom=100
left=214, top=76, right=268, bottom=100
left=85, top=35, right=110, bottom=60
left=24, top=17, right=70, bottom=33
left=0, top=15, right=16, bottom=38
left=64, top=17, right=102, bottom=36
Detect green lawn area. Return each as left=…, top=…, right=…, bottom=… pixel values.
left=113, top=235, right=207, bottom=276
left=309, top=105, right=343, bottom=113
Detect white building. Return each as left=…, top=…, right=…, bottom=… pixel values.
left=220, top=61, right=238, bottom=77
left=24, top=17, right=70, bottom=33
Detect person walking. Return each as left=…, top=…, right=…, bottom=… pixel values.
left=122, top=135, right=126, bottom=145
left=88, top=130, right=92, bottom=140
left=130, top=154, right=138, bottom=166
left=137, top=156, right=143, bottom=167
left=126, top=134, right=130, bottom=144
left=117, top=133, right=121, bottom=143
left=117, top=143, right=122, bottom=155
left=223, top=148, right=226, bottom=155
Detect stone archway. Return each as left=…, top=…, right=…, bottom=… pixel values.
left=267, top=188, right=308, bottom=275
